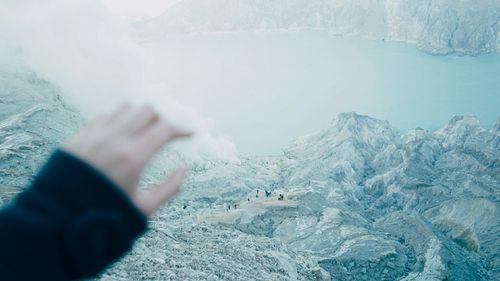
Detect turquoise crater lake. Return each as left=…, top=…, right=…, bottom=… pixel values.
left=143, top=31, right=500, bottom=154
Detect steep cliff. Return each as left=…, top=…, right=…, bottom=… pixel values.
left=134, top=0, right=500, bottom=56
left=97, top=113, right=499, bottom=280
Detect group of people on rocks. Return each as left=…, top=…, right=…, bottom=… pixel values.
left=226, top=189, right=287, bottom=211
left=227, top=203, right=239, bottom=211
left=245, top=189, right=285, bottom=203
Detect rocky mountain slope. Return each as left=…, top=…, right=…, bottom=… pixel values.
left=98, top=113, right=499, bottom=280
left=0, top=69, right=498, bottom=280
left=133, top=0, right=500, bottom=56
left=0, top=66, right=82, bottom=204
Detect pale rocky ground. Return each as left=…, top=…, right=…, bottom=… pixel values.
left=0, top=67, right=82, bottom=203
left=134, top=0, right=500, bottom=56
left=1, top=66, right=499, bottom=280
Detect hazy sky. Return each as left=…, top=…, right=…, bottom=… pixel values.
left=102, top=0, right=179, bottom=19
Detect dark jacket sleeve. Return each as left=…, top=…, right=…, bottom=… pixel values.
left=0, top=149, right=148, bottom=281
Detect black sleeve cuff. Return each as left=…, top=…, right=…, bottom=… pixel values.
left=17, top=149, right=148, bottom=278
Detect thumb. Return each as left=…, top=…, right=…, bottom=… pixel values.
left=133, top=166, right=189, bottom=216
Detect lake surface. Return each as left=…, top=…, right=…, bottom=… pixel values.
left=142, top=31, right=500, bottom=155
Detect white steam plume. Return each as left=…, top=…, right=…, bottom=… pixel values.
left=0, top=0, right=238, bottom=162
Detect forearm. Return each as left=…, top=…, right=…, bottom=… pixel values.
left=0, top=150, right=147, bottom=281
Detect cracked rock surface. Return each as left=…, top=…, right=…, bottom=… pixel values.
left=1, top=66, right=499, bottom=280
left=134, top=0, right=500, bottom=56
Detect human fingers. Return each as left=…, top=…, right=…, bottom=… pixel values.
left=82, top=114, right=111, bottom=131
left=107, top=103, right=132, bottom=125
left=134, top=118, right=193, bottom=161
left=133, top=166, right=189, bottom=216
left=113, top=105, right=160, bottom=136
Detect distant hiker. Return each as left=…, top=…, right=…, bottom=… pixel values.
left=234, top=204, right=238, bottom=209
left=227, top=205, right=231, bottom=211
left=257, top=189, right=259, bottom=194
left=248, top=198, right=250, bottom=202
left=183, top=205, right=187, bottom=210
left=256, top=194, right=259, bottom=198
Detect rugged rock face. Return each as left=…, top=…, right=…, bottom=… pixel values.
left=133, top=0, right=500, bottom=56
left=99, top=113, right=498, bottom=280
left=0, top=66, right=82, bottom=203
left=0, top=70, right=498, bottom=279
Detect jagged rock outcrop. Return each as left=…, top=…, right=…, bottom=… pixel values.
left=0, top=72, right=498, bottom=279
left=133, top=0, right=500, bottom=56
left=96, top=112, right=499, bottom=280
left=0, top=66, right=82, bottom=203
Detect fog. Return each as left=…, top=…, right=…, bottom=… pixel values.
left=1, top=0, right=499, bottom=156
left=0, top=0, right=238, bottom=162
left=140, top=33, right=500, bottom=154
left=102, top=0, right=181, bottom=19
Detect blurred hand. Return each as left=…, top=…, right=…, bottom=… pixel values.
left=63, top=105, right=193, bottom=216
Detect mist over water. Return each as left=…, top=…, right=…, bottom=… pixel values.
left=1, top=0, right=498, bottom=156
left=2, top=2, right=500, bottom=280
left=0, top=0, right=239, bottom=162
left=140, top=32, right=500, bottom=154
